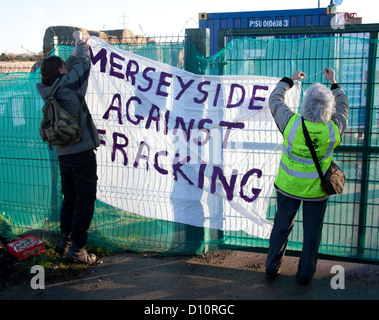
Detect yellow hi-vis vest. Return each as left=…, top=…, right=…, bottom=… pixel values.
left=275, top=114, right=341, bottom=199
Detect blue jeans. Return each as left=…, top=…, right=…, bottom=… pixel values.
left=58, top=149, right=97, bottom=248
left=266, top=192, right=328, bottom=280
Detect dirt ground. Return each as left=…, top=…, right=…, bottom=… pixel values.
left=1, top=247, right=378, bottom=301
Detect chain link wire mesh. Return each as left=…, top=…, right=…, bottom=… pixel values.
left=0, top=32, right=378, bottom=261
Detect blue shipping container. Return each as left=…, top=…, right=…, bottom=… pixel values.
left=199, top=8, right=333, bottom=55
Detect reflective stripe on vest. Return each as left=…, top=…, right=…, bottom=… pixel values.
left=279, top=159, right=327, bottom=179
left=282, top=116, right=338, bottom=168
left=275, top=114, right=341, bottom=198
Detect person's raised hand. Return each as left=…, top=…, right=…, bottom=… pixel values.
left=323, top=67, right=336, bottom=84
left=290, top=71, right=306, bottom=81
left=73, top=31, right=83, bottom=45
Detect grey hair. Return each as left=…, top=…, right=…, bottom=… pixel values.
left=301, top=83, right=336, bottom=123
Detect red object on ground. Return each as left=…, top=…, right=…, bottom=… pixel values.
left=7, top=235, right=44, bottom=260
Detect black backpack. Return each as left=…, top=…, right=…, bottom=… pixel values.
left=39, top=78, right=83, bottom=147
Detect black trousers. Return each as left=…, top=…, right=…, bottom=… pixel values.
left=58, top=149, right=97, bottom=248
left=266, top=192, right=328, bottom=280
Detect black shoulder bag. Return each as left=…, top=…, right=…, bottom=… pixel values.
left=301, top=117, right=345, bottom=195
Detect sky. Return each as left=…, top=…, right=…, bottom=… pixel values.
left=0, top=0, right=377, bottom=54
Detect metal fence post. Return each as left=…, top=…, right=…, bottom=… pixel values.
left=185, top=28, right=210, bottom=74
left=357, top=31, right=378, bottom=257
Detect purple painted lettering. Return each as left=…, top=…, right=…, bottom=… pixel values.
left=89, top=47, right=107, bottom=73
left=173, top=117, right=195, bottom=142
left=125, top=59, right=139, bottom=85
left=137, top=67, right=155, bottom=92
left=213, top=83, right=222, bottom=107
left=210, top=166, right=238, bottom=201
left=103, top=94, right=123, bottom=125
left=173, top=153, right=193, bottom=185
left=226, top=83, right=245, bottom=108
left=145, top=104, right=160, bottom=132
left=164, top=110, right=170, bottom=135
left=110, top=52, right=125, bottom=79
left=111, top=132, right=128, bottom=166
left=194, top=80, right=211, bottom=104
left=249, top=85, right=268, bottom=110
left=156, top=72, right=172, bottom=97
left=154, top=150, right=169, bottom=175
left=239, top=168, right=262, bottom=202
left=219, top=121, right=245, bottom=148
left=97, top=129, right=106, bottom=145
left=126, top=96, right=144, bottom=125
left=194, top=119, right=213, bottom=146
left=175, top=76, right=194, bottom=100
left=198, top=161, right=207, bottom=189
left=134, top=141, right=150, bottom=171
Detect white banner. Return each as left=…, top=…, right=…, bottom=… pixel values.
left=86, top=37, right=300, bottom=239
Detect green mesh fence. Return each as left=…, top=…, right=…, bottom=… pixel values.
left=0, top=36, right=378, bottom=261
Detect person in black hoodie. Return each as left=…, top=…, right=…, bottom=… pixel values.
left=37, top=31, right=100, bottom=264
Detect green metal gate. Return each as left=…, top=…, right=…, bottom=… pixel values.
left=215, top=24, right=379, bottom=262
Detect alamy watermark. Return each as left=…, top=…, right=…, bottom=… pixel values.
left=30, top=265, right=45, bottom=290
left=330, top=265, right=345, bottom=290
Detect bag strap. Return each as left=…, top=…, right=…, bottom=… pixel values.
left=301, top=117, right=326, bottom=184
left=75, top=100, right=85, bottom=120
left=48, top=78, right=62, bottom=97
left=47, top=77, right=84, bottom=119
